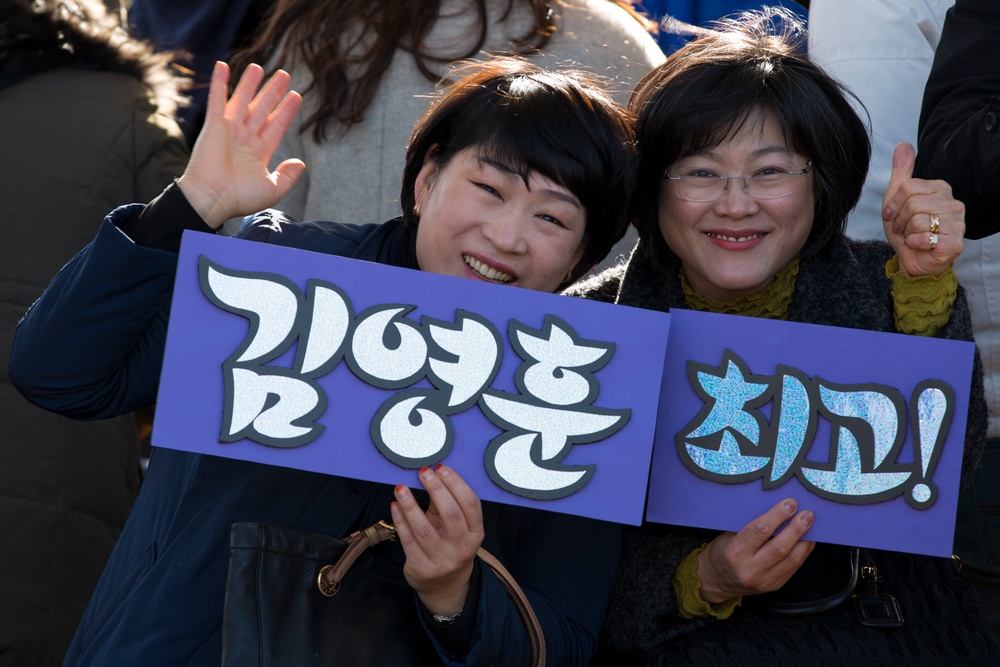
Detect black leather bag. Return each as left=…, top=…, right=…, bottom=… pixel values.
left=221, top=521, right=545, bottom=666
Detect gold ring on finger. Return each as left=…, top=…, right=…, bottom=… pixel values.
left=929, top=232, right=939, bottom=251
left=930, top=213, right=941, bottom=235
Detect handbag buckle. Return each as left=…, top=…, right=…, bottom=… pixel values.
left=317, top=521, right=399, bottom=597
left=317, top=565, right=341, bottom=596
left=852, top=561, right=904, bottom=628
left=378, top=520, right=398, bottom=541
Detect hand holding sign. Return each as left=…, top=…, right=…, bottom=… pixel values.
left=697, top=498, right=816, bottom=604
left=881, top=142, right=965, bottom=277
left=178, top=62, right=305, bottom=229
left=392, top=465, right=484, bottom=617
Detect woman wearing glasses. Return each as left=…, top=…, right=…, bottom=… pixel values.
left=569, top=8, right=999, bottom=665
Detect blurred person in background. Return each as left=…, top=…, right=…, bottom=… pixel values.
left=127, top=0, right=273, bottom=144
left=0, top=1, right=189, bottom=664
left=640, top=0, right=808, bottom=52
left=915, top=0, right=1000, bottom=636
left=228, top=0, right=665, bottom=267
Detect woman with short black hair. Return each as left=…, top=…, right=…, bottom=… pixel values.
left=10, top=56, right=636, bottom=666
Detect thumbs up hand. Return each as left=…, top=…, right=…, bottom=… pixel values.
left=881, top=142, right=964, bottom=277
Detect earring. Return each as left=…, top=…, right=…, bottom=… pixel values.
left=413, top=202, right=422, bottom=219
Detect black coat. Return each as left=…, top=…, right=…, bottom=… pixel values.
left=9, top=189, right=620, bottom=666
left=0, top=65, right=188, bottom=665
left=916, top=0, right=1000, bottom=238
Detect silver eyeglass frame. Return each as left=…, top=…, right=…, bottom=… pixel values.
left=663, top=160, right=813, bottom=202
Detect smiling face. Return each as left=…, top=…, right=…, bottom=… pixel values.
left=413, top=146, right=587, bottom=293
left=659, top=113, right=815, bottom=302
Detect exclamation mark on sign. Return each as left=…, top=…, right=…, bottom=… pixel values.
left=907, top=380, right=954, bottom=510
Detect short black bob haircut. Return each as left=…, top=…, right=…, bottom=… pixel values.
left=628, top=8, right=871, bottom=270
left=399, top=56, right=636, bottom=286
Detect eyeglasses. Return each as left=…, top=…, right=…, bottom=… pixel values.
left=663, top=160, right=813, bottom=202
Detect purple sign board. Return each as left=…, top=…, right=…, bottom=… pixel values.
left=154, top=232, right=976, bottom=554
left=646, top=309, right=975, bottom=557
left=153, top=231, right=671, bottom=526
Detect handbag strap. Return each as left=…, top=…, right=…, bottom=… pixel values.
left=317, top=521, right=546, bottom=667
left=475, top=546, right=546, bottom=667
left=316, top=520, right=396, bottom=595
left=753, top=547, right=860, bottom=616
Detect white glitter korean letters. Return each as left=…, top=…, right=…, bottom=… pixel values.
left=198, top=257, right=630, bottom=500
left=680, top=350, right=953, bottom=509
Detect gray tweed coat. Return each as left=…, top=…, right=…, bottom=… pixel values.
left=567, top=236, right=992, bottom=665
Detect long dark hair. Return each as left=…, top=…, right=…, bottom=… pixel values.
left=0, top=0, right=188, bottom=114
left=230, top=0, right=650, bottom=141
left=629, top=8, right=871, bottom=270
left=400, top=56, right=636, bottom=285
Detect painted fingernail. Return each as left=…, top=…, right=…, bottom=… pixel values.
left=390, top=501, right=400, bottom=517
left=784, top=498, right=797, bottom=513
left=419, top=466, right=433, bottom=481
left=800, top=511, right=814, bottom=527
left=394, top=484, right=409, bottom=500
left=435, top=464, right=449, bottom=476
